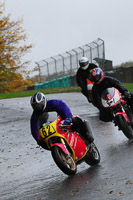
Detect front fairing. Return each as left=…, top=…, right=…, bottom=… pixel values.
left=101, top=87, right=122, bottom=108
left=39, top=116, right=88, bottom=162
left=56, top=117, right=89, bottom=162
left=39, top=119, right=66, bottom=148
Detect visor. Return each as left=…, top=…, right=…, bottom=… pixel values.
left=81, top=64, right=89, bottom=70
left=95, top=75, right=101, bottom=81
left=32, top=103, right=44, bottom=111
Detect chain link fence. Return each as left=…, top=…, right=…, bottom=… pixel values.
left=36, top=38, right=105, bottom=82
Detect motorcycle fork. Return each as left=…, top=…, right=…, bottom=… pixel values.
left=124, top=106, right=133, bottom=127
left=60, top=138, right=70, bottom=154
left=60, top=138, right=75, bottom=160
left=60, top=138, right=65, bottom=145
left=114, top=106, right=130, bottom=123
left=54, top=138, right=70, bottom=155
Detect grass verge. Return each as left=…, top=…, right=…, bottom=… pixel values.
left=0, top=87, right=81, bottom=99
left=0, top=83, right=132, bottom=99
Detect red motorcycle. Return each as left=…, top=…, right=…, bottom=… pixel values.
left=38, top=115, right=100, bottom=175
left=101, top=87, right=133, bottom=139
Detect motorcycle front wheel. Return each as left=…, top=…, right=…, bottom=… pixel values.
left=51, top=146, right=77, bottom=175
left=85, top=143, right=100, bottom=166
left=115, top=115, right=133, bottom=139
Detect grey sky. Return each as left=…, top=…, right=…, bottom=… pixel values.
left=5, top=0, right=133, bottom=69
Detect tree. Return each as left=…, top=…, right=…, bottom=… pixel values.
left=0, top=2, right=33, bottom=93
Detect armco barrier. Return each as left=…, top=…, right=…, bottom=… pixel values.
left=34, top=76, right=71, bottom=90
left=31, top=66, right=133, bottom=91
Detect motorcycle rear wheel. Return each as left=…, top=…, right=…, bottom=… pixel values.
left=85, top=143, right=100, bottom=166
left=115, top=115, right=133, bottom=139
left=51, top=146, right=77, bottom=175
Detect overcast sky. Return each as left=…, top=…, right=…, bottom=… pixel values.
left=5, top=0, right=133, bottom=69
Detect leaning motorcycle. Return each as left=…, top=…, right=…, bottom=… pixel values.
left=101, top=87, right=133, bottom=139
left=38, top=115, right=100, bottom=175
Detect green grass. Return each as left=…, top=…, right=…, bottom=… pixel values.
left=0, top=83, right=132, bottom=99
left=123, top=83, right=133, bottom=93
left=0, top=87, right=81, bottom=99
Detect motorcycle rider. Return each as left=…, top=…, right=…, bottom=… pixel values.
left=30, top=92, right=94, bottom=148
left=89, top=68, right=133, bottom=122
left=76, top=57, right=99, bottom=102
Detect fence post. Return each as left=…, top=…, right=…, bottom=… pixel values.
left=35, top=62, right=41, bottom=82
left=59, top=54, right=65, bottom=75
left=85, top=45, right=92, bottom=62
left=79, top=47, right=85, bottom=57
left=93, top=41, right=99, bottom=59
left=98, top=38, right=105, bottom=60
left=51, top=57, right=58, bottom=74
left=43, top=60, right=49, bottom=78
left=66, top=52, right=73, bottom=73
left=72, top=49, right=79, bottom=69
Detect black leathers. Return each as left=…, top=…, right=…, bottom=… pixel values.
left=92, top=76, right=129, bottom=111
left=76, top=63, right=98, bottom=97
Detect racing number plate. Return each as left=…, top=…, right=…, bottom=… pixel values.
left=39, top=124, right=56, bottom=139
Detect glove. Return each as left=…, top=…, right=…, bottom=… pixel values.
left=124, top=91, right=131, bottom=99
left=62, top=118, right=72, bottom=126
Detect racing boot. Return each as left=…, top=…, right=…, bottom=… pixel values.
left=72, top=116, right=94, bottom=146
left=83, top=120, right=94, bottom=147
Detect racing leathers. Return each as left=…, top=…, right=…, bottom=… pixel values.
left=76, top=63, right=98, bottom=102
left=92, top=76, right=133, bottom=122
left=30, top=99, right=72, bottom=146
left=30, top=99, right=94, bottom=148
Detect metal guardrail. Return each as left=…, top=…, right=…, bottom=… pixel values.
left=27, top=66, right=133, bottom=91
left=35, top=38, right=105, bottom=82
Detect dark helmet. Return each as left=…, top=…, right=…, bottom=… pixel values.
left=30, top=92, right=47, bottom=112
left=79, top=57, right=89, bottom=70
left=89, top=68, right=104, bottom=84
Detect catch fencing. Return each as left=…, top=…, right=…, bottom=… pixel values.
left=35, top=38, right=105, bottom=82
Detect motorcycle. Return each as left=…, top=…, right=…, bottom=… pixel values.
left=38, top=115, right=100, bottom=176
left=101, top=87, right=133, bottom=139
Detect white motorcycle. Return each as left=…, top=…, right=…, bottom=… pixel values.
left=101, top=87, right=133, bottom=139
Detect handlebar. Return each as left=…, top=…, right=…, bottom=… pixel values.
left=59, top=123, right=73, bottom=127
left=58, top=123, right=73, bottom=131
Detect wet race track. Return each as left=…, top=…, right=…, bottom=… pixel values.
left=0, top=92, right=133, bottom=200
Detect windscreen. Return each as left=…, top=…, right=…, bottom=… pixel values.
left=102, top=88, right=115, bottom=100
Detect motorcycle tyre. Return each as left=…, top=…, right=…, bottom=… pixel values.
left=85, top=143, right=100, bottom=166
left=51, top=146, right=77, bottom=176
left=115, top=115, right=133, bottom=140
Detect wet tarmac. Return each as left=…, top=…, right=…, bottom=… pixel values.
left=0, top=92, right=133, bottom=200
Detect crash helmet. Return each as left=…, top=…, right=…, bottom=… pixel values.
left=79, top=57, right=89, bottom=70
left=30, top=92, right=47, bottom=112
left=89, top=68, right=104, bottom=84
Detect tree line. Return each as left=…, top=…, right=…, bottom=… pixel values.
left=0, top=2, right=38, bottom=93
